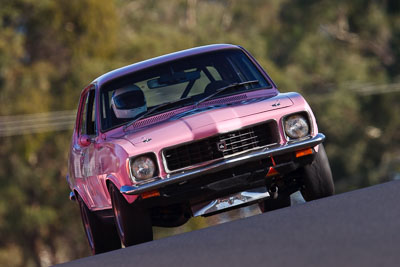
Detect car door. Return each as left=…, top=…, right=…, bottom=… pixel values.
left=80, top=88, right=111, bottom=209
left=71, top=89, right=95, bottom=207
left=71, top=87, right=105, bottom=208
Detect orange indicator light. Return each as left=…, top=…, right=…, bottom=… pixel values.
left=141, top=190, right=160, bottom=199
left=295, top=148, right=313, bottom=158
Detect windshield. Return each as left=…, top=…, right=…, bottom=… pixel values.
left=100, top=49, right=272, bottom=131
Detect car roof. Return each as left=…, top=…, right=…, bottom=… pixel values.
left=91, top=44, right=242, bottom=88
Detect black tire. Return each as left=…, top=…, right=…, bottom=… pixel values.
left=300, top=144, right=335, bottom=201
left=259, top=194, right=291, bottom=213
left=77, top=194, right=121, bottom=254
left=109, top=184, right=153, bottom=247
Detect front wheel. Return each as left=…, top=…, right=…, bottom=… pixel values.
left=300, top=144, right=335, bottom=201
left=109, top=184, right=153, bottom=247
left=77, top=194, right=121, bottom=254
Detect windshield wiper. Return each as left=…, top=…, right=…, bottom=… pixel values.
left=123, top=96, right=192, bottom=131
left=195, top=80, right=260, bottom=106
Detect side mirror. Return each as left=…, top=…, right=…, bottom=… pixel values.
left=79, top=134, right=92, bottom=147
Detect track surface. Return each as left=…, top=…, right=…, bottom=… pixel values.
left=57, top=181, right=400, bottom=267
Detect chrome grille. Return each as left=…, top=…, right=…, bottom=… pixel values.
left=163, top=121, right=279, bottom=171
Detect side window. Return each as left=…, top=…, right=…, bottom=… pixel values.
left=86, top=90, right=96, bottom=136
left=187, top=70, right=210, bottom=96
left=79, top=93, right=89, bottom=136
left=187, top=66, right=221, bottom=97
left=80, top=90, right=96, bottom=136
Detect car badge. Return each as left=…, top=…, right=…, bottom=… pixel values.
left=217, top=141, right=227, bottom=152
left=142, top=137, right=152, bottom=143
left=272, top=100, right=281, bottom=107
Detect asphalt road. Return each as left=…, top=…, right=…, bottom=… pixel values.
left=57, top=180, right=400, bottom=267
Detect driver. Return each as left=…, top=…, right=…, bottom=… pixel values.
left=111, top=85, right=147, bottom=119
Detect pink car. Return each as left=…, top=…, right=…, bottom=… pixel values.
left=67, top=44, right=334, bottom=254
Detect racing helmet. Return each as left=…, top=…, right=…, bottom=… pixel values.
left=111, top=85, right=147, bottom=119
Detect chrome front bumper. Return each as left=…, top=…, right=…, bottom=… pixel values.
left=121, top=133, right=325, bottom=195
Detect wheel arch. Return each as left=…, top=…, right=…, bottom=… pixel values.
left=105, top=174, right=139, bottom=204
left=73, top=187, right=91, bottom=210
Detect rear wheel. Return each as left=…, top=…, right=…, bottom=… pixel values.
left=77, top=194, right=121, bottom=254
left=300, top=144, right=335, bottom=201
left=109, top=184, right=153, bottom=247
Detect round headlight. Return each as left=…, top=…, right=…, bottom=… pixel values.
left=131, top=156, right=156, bottom=181
left=284, top=114, right=310, bottom=139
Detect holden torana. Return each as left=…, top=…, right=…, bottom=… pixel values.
left=66, top=44, right=334, bottom=254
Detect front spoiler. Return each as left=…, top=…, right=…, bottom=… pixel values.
left=191, top=186, right=270, bottom=217
left=121, top=133, right=325, bottom=195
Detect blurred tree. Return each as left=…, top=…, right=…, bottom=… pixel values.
left=263, top=0, right=400, bottom=191
left=0, top=0, right=120, bottom=266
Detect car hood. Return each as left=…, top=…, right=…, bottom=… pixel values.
left=180, top=95, right=292, bottom=130
left=121, top=94, right=293, bottom=149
